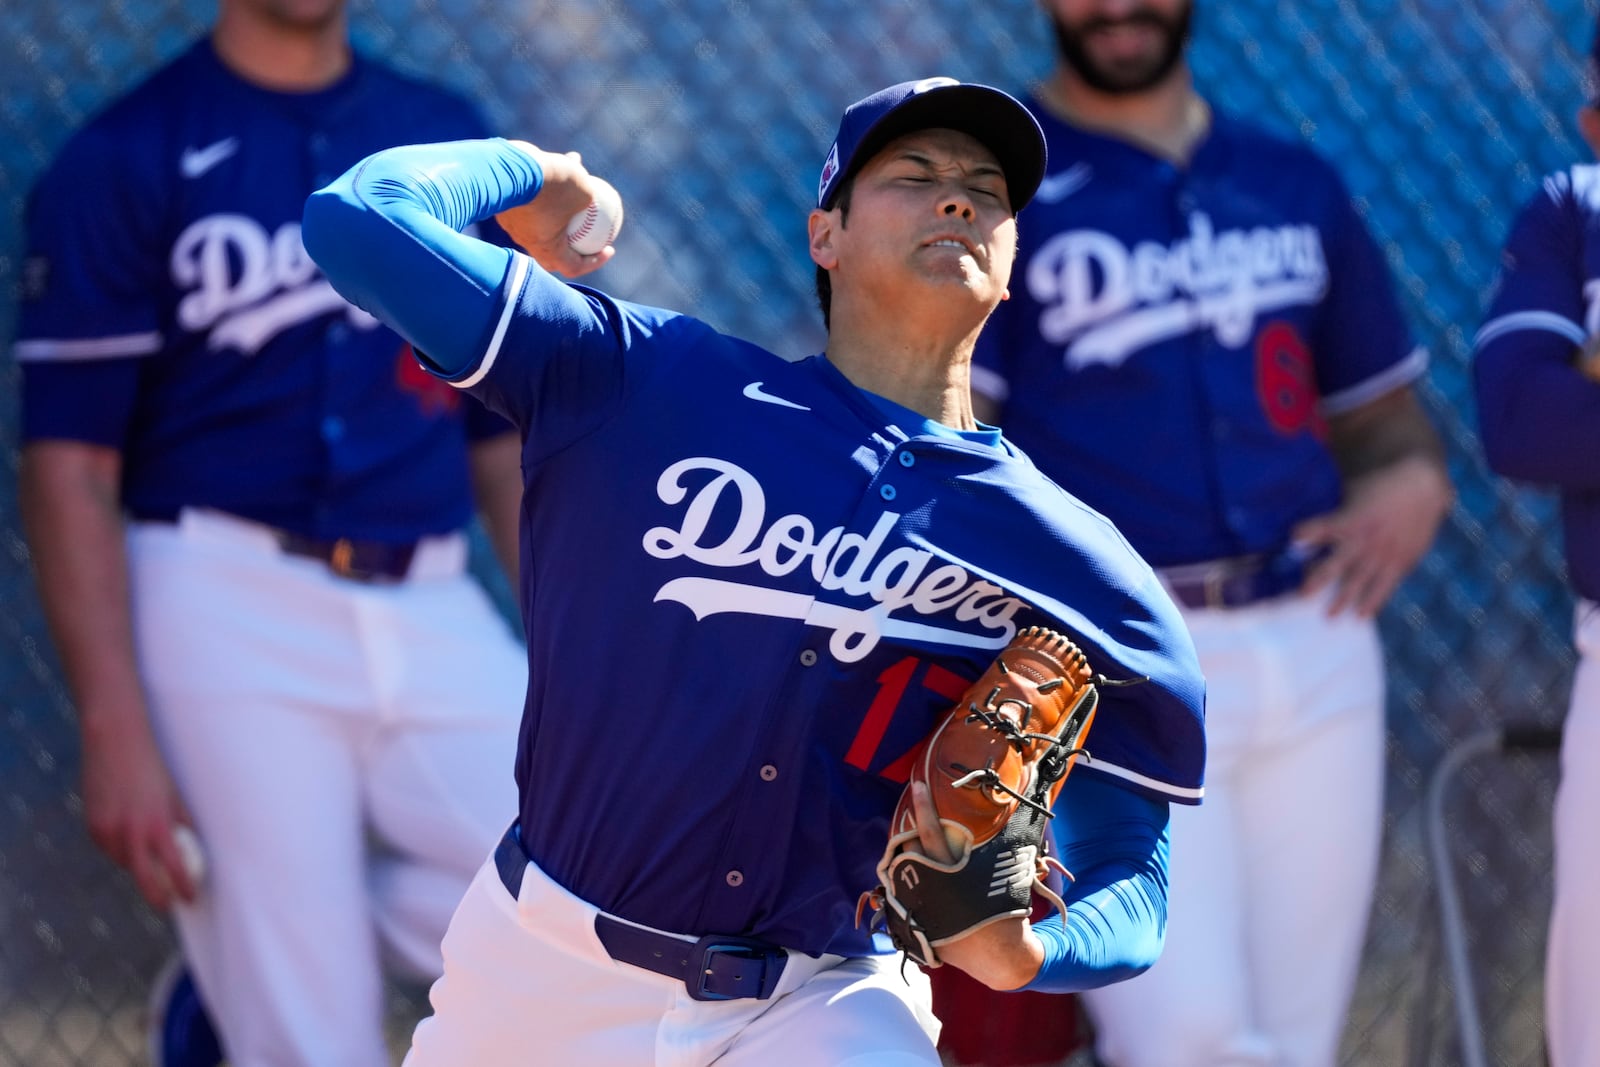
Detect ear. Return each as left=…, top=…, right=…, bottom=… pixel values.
left=808, top=208, right=840, bottom=271
left=1580, top=106, right=1600, bottom=160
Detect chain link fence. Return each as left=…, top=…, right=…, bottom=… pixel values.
left=0, top=0, right=1591, bottom=1063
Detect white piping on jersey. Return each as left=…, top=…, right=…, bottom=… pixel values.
left=1319, top=343, right=1429, bottom=417
left=455, top=253, right=530, bottom=390
left=593, top=910, right=698, bottom=944
left=1081, top=752, right=1205, bottom=801
left=13, top=331, right=163, bottom=362
left=1566, top=165, right=1600, bottom=210
left=1473, top=309, right=1586, bottom=351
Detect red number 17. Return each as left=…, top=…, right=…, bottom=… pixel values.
left=843, top=656, right=970, bottom=783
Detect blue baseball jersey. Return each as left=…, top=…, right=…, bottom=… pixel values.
left=974, top=102, right=1426, bottom=567
left=13, top=39, right=511, bottom=542
left=304, top=138, right=1207, bottom=959
left=1475, top=165, right=1600, bottom=601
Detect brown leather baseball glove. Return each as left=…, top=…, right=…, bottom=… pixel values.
left=857, top=625, right=1112, bottom=968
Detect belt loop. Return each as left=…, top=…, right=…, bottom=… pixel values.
left=494, top=823, right=527, bottom=900
left=1203, top=567, right=1226, bottom=610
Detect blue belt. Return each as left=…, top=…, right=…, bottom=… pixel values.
left=1158, top=545, right=1328, bottom=610
left=493, top=824, right=788, bottom=1002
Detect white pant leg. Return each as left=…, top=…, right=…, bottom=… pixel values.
left=1547, top=602, right=1600, bottom=1067
left=1085, top=593, right=1383, bottom=1067
left=354, top=577, right=525, bottom=978
left=130, top=512, right=525, bottom=1067
left=407, top=852, right=939, bottom=1067
left=130, top=520, right=392, bottom=1067
left=1084, top=771, right=1271, bottom=1067
left=717, top=956, right=940, bottom=1067
left=1234, top=688, right=1384, bottom=1067
left=405, top=861, right=671, bottom=1067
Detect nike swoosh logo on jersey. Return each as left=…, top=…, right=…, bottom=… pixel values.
left=742, top=381, right=810, bottom=411
left=180, top=137, right=240, bottom=179
left=1033, top=163, right=1092, bottom=204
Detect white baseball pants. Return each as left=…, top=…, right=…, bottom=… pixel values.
left=127, top=509, right=526, bottom=1067
left=1546, top=600, right=1600, bottom=1067
left=403, top=850, right=943, bottom=1066
left=1083, top=589, right=1385, bottom=1067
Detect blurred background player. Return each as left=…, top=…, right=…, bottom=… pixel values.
left=970, top=2, right=1453, bottom=1065
left=303, top=78, right=1208, bottom=1064
left=11, top=1, right=527, bottom=1064
left=1473, top=18, right=1600, bottom=1065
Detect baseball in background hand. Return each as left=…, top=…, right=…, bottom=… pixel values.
left=172, top=824, right=207, bottom=886
left=565, top=179, right=624, bottom=256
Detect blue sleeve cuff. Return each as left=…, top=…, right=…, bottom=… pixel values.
left=303, top=139, right=546, bottom=378
left=1021, top=772, right=1171, bottom=993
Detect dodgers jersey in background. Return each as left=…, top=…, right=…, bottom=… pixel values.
left=304, top=139, right=1206, bottom=960
left=13, top=39, right=510, bottom=540
left=1476, top=165, right=1600, bottom=602
left=974, top=102, right=1427, bottom=567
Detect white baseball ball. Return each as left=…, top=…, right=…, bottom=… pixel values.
left=172, top=824, right=207, bottom=886
left=564, top=179, right=624, bottom=256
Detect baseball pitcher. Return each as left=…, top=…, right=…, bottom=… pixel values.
left=302, top=78, right=1208, bottom=1064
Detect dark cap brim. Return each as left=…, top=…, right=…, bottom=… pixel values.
left=829, top=83, right=1047, bottom=212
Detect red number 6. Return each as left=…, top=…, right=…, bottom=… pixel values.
left=1254, top=321, right=1325, bottom=439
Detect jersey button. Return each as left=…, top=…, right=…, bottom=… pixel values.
left=322, top=416, right=346, bottom=442
left=799, top=649, right=818, bottom=667
left=760, top=764, right=778, bottom=781
left=725, top=870, right=744, bottom=887
left=898, top=451, right=916, bottom=468
left=879, top=484, right=897, bottom=501
left=328, top=323, right=351, bottom=344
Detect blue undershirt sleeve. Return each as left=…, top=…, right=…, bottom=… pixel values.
left=1022, top=771, right=1171, bottom=993
left=303, top=138, right=544, bottom=377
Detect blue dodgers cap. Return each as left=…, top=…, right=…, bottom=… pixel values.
left=817, top=77, right=1047, bottom=212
